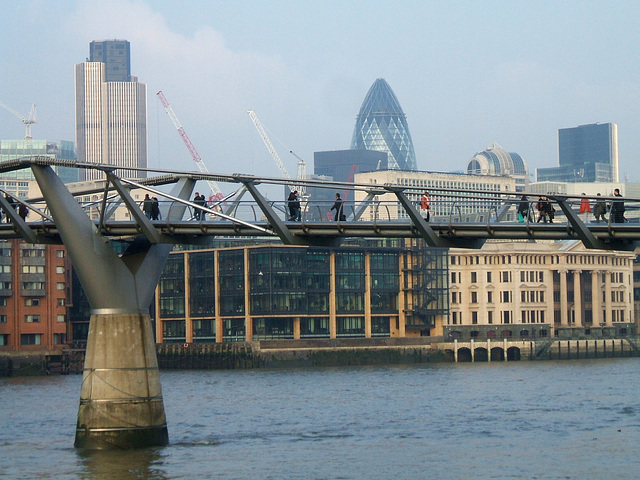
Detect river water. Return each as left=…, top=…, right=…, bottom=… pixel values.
left=1, top=358, right=639, bottom=479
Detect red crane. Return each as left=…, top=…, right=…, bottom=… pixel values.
left=156, top=91, right=223, bottom=201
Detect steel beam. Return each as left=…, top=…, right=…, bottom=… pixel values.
left=390, top=188, right=485, bottom=249
left=552, top=197, right=607, bottom=250
left=0, top=192, right=37, bottom=243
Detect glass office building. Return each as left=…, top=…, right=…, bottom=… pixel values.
left=0, top=139, right=78, bottom=196
left=537, top=123, right=618, bottom=183
left=153, top=243, right=449, bottom=344
left=351, top=78, right=417, bottom=171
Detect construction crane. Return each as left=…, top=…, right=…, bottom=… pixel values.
left=247, top=110, right=300, bottom=193
left=289, top=150, right=307, bottom=197
left=156, top=91, right=223, bottom=201
left=0, top=101, right=37, bottom=139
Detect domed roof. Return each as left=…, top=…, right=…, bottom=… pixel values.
left=466, top=142, right=529, bottom=191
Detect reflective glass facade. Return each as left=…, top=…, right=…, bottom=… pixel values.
left=537, top=123, right=618, bottom=183
left=0, top=139, right=78, bottom=188
left=351, top=78, right=417, bottom=171
left=154, top=244, right=450, bottom=344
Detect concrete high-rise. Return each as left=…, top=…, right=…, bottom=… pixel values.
left=351, top=78, right=417, bottom=171
left=75, top=40, right=147, bottom=180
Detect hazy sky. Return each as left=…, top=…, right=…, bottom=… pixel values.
left=2, top=0, right=640, bottom=189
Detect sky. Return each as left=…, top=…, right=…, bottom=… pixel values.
left=2, top=0, right=640, bottom=191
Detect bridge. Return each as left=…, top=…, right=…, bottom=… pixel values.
left=1, top=156, right=639, bottom=449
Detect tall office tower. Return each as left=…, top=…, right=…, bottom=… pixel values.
left=536, top=123, right=618, bottom=183
left=351, top=78, right=417, bottom=171
left=75, top=40, right=147, bottom=180
left=559, top=123, right=618, bottom=182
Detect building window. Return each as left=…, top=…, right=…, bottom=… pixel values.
left=487, top=291, right=493, bottom=303
left=25, top=315, right=40, bottom=323
left=57, top=315, right=65, bottom=323
left=56, top=250, right=65, bottom=258
left=471, top=272, right=477, bottom=283
left=53, top=333, right=66, bottom=345
left=23, top=282, right=45, bottom=291
left=487, top=272, right=492, bottom=283
left=488, top=311, right=493, bottom=324
left=56, top=282, right=65, bottom=290
left=25, top=298, right=40, bottom=306
left=21, top=334, right=41, bottom=345
left=57, top=298, right=65, bottom=306
left=22, top=265, right=45, bottom=274
left=337, top=316, right=365, bottom=337
left=0, top=315, right=6, bottom=323
left=192, top=319, right=216, bottom=342
left=300, top=317, right=330, bottom=339
left=472, top=311, right=478, bottom=324
left=56, top=266, right=65, bottom=274
left=471, top=291, right=478, bottom=303
left=0, top=334, right=8, bottom=345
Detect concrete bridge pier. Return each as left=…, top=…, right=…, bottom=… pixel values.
left=31, top=165, right=194, bottom=449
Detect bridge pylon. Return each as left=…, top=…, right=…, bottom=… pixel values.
left=31, top=165, right=195, bottom=449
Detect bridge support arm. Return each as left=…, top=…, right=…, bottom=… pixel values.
left=108, top=174, right=162, bottom=244
left=0, top=193, right=37, bottom=243
left=239, top=179, right=301, bottom=245
left=552, top=197, right=607, bottom=250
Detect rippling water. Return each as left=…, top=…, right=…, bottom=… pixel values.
left=1, top=359, right=639, bottom=479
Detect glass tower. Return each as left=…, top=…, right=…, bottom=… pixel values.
left=537, top=123, right=618, bottom=183
left=351, top=78, right=417, bottom=171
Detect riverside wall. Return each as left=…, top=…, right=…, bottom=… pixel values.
left=2, top=337, right=639, bottom=376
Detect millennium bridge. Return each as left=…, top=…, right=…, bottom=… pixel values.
left=1, top=156, right=639, bottom=450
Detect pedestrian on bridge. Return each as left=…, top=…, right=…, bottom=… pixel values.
left=151, top=197, right=161, bottom=220
left=594, top=193, right=607, bottom=223
left=331, top=193, right=345, bottom=221
left=517, top=195, right=531, bottom=222
left=143, top=194, right=153, bottom=219
left=288, top=190, right=301, bottom=221
left=193, top=192, right=206, bottom=221
left=579, top=194, right=592, bottom=221
left=420, top=192, right=431, bottom=222
left=536, top=196, right=553, bottom=223
left=610, top=188, right=625, bottom=223
left=18, top=203, right=28, bottom=221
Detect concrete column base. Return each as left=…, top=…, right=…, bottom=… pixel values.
left=74, top=313, right=168, bottom=449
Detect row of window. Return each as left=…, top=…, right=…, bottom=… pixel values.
left=452, top=254, right=627, bottom=267
left=161, top=316, right=393, bottom=341
left=3, top=314, right=66, bottom=323
left=0, top=333, right=67, bottom=346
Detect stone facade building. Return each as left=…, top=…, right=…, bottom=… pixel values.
left=446, top=240, right=635, bottom=341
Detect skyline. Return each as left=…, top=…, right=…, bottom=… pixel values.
left=2, top=1, right=640, bottom=194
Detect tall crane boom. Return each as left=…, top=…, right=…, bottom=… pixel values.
left=0, top=100, right=37, bottom=139
left=156, top=91, right=223, bottom=199
left=247, top=110, right=293, bottom=187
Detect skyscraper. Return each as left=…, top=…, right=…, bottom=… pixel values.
left=75, top=40, right=147, bottom=180
left=536, top=123, right=618, bottom=183
left=351, top=78, right=417, bottom=171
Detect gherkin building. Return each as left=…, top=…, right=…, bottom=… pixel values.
left=351, top=78, right=417, bottom=171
